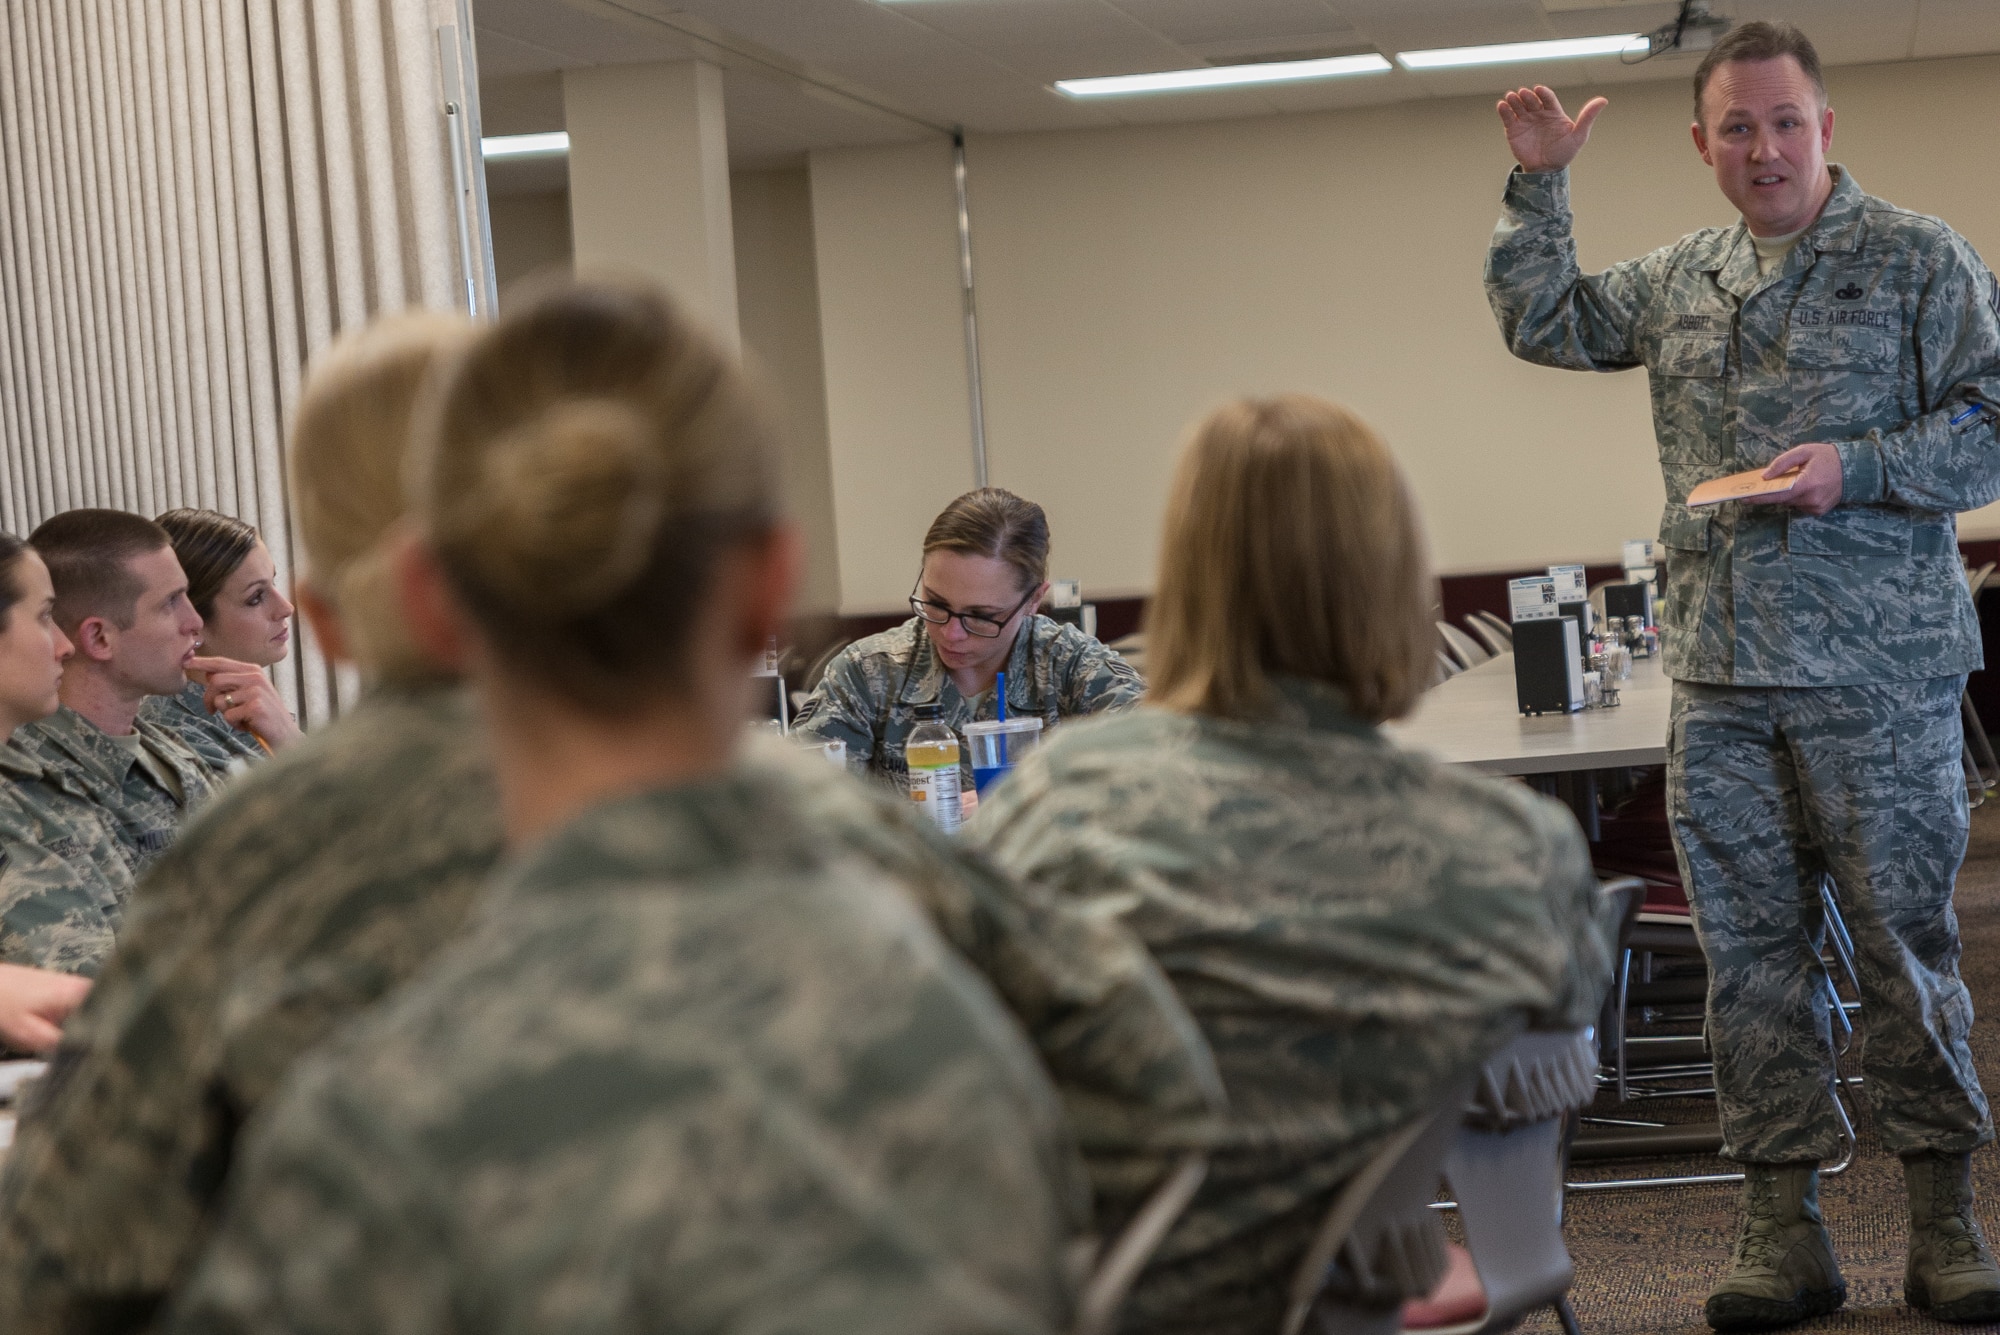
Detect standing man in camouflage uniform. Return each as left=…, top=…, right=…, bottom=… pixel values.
left=1485, top=21, right=2000, bottom=1329
left=0, top=512, right=216, bottom=974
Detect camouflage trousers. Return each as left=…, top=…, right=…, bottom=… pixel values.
left=1667, top=677, right=1992, bottom=1164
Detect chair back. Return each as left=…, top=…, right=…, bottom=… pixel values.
left=1437, top=622, right=1490, bottom=670
left=1462, top=616, right=1512, bottom=658
left=1471, top=611, right=1514, bottom=645
left=1281, top=1078, right=1474, bottom=1335
left=1071, top=1153, right=1208, bottom=1335
left=1437, top=1029, right=1599, bottom=1332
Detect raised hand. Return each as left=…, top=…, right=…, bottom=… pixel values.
left=1496, top=86, right=1607, bottom=172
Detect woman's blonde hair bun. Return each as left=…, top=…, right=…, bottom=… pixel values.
left=460, top=398, right=666, bottom=612
left=416, top=280, right=781, bottom=707
left=289, top=310, right=473, bottom=680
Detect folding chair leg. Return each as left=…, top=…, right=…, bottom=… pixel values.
left=1614, top=948, right=1631, bottom=1103
left=1554, top=1295, right=1583, bottom=1335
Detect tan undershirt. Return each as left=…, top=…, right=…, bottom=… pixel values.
left=1752, top=223, right=1810, bottom=276
left=106, top=730, right=184, bottom=803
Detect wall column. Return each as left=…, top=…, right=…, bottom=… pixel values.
left=563, top=60, right=738, bottom=348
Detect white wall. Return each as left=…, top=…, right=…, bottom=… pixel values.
left=808, top=140, right=978, bottom=613
left=808, top=54, right=2000, bottom=609
left=733, top=167, right=842, bottom=614
left=489, top=191, right=573, bottom=304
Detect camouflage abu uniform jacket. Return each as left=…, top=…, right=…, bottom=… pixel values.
left=750, top=737, right=1226, bottom=1226
left=0, top=724, right=1221, bottom=1334
left=140, top=680, right=266, bottom=778
left=0, top=685, right=504, bottom=1334
left=792, top=614, right=1144, bottom=789
left=15, top=707, right=217, bottom=868
left=0, top=709, right=215, bottom=976
left=1486, top=165, right=2000, bottom=686
left=970, top=680, right=1619, bottom=1335
left=0, top=739, right=138, bottom=975
left=165, top=756, right=1091, bottom=1335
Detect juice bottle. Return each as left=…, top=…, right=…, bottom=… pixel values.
left=905, top=703, right=963, bottom=834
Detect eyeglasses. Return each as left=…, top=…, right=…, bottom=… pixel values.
left=909, top=581, right=1036, bottom=639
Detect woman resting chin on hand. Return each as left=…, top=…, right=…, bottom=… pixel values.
left=148, top=511, right=303, bottom=773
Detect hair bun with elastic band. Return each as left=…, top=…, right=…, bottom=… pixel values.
left=460, top=398, right=666, bottom=613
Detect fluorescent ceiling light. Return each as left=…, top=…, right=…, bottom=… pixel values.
left=1056, top=53, right=1391, bottom=98
left=481, top=131, right=569, bottom=160
left=1397, top=34, right=1642, bottom=69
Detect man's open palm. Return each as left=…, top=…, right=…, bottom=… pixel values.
left=1497, top=86, right=1608, bottom=172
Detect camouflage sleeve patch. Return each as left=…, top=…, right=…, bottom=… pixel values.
left=791, top=648, right=890, bottom=771
left=1854, top=228, right=2000, bottom=513
left=1484, top=166, right=1656, bottom=373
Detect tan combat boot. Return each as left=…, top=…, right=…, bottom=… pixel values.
left=1904, top=1150, right=2000, bottom=1322
left=1704, top=1162, right=1845, bottom=1332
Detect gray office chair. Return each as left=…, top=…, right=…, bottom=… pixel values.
left=1463, top=616, right=1512, bottom=659
left=1437, top=623, right=1490, bottom=671
left=1282, top=1079, right=1476, bottom=1335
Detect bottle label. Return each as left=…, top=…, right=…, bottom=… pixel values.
left=909, top=762, right=962, bottom=833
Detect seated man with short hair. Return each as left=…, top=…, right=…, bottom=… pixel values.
left=0, top=511, right=217, bottom=972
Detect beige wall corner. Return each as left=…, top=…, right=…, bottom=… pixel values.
left=808, top=138, right=975, bottom=613
left=489, top=192, right=574, bottom=306
left=733, top=168, right=842, bottom=615
left=563, top=60, right=739, bottom=348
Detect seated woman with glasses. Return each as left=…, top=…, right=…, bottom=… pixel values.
left=792, top=487, right=1142, bottom=791
left=969, top=396, right=1617, bottom=1335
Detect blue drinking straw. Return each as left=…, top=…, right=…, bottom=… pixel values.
left=995, top=673, right=1008, bottom=765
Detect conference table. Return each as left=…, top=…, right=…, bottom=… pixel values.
left=1384, top=651, right=1673, bottom=836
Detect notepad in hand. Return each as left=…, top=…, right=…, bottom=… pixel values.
left=1686, top=466, right=1805, bottom=509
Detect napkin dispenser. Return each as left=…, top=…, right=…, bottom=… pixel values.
left=1602, top=581, right=1653, bottom=626
left=1514, top=617, right=1584, bottom=716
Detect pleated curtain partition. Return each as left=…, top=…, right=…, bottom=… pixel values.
left=0, top=0, right=491, bottom=724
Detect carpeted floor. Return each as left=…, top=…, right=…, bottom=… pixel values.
left=1519, top=800, right=2000, bottom=1333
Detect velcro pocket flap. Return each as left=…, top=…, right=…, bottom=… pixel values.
left=1786, top=326, right=1897, bottom=372
left=1659, top=509, right=1712, bottom=552
left=1658, top=335, right=1726, bottom=378
left=1787, top=506, right=1912, bottom=557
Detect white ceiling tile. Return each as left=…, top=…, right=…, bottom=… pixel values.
left=888, top=0, right=1189, bottom=83
left=1910, top=0, right=2000, bottom=58
left=475, top=0, right=695, bottom=64
left=1104, top=0, right=1353, bottom=47
left=472, top=27, right=575, bottom=80
left=1341, top=0, right=1562, bottom=53
left=1734, top=1, right=1918, bottom=65
left=475, top=0, right=1986, bottom=170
